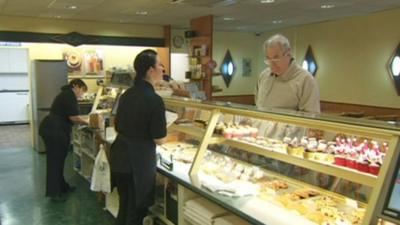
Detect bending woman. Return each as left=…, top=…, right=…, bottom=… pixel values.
left=39, top=79, right=89, bottom=201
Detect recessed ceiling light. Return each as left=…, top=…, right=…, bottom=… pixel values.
left=321, top=4, right=335, bottom=9
left=260, top=0, right=274, bottom=3
left=272, top=20, right=282, bottom=24
left=55, top=15, right=62, bottom=19
left=169, top=0, right=184, bottom=4
left=65, top=5, right=77, bottom=9
left=136, top=10, right=148, bottom=15
left=223, top=17, right=235, bottom=21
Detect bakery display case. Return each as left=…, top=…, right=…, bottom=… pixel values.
left=155, top=97, right=400, bottom=225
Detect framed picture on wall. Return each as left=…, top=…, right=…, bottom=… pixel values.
left=242, top=57, right=252, bottom=76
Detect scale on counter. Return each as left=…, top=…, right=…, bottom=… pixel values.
left=110, top=70, right=135, bottom=88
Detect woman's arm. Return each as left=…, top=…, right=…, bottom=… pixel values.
left=154, top=137, right=167, bottom=145
left=69, top=115, right=89, bottom=125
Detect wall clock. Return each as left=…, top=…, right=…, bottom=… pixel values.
left=173, top=35, right=184, bottom=48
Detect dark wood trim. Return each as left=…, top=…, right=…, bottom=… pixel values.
left=212, top=95, right=254, bottom=105
left=0, top=31, right=165, bottom=47
left=163, top=25, right=171, bottom=75
left=320, top=101, right=400, bottom=116
left=190, top=15, right=213, bottom=100
left=211, top=95, right=400, bottom=117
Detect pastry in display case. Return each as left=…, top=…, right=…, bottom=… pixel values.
left=155, top=97, right=400, bottom=225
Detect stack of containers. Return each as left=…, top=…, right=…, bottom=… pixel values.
left=214, top=214, right=250, bottom=225
left=183, top=198, right=227, bottom=225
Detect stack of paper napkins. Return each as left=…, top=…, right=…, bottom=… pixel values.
left=214, top=214, right=250, bottom=225
left=183, top=198, right=228, bottom=225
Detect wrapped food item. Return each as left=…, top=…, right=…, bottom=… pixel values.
left=89, top=113, right=104, bottom=129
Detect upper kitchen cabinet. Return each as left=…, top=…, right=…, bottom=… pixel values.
left=0, top=48, right=29, bottom=73
left=0, top=49, right=8, bottom=72
left=9, top=49, right=28, bottom=73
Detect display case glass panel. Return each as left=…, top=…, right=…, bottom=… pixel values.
left=159, top=97, right=400, bottom=225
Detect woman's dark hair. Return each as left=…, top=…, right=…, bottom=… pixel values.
left=133, top=49, right=158, bottom=84
left=61, top=79, right=88, bottom=91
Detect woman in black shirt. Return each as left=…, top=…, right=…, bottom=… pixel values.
left=39, top=79, right=89, bottom=201
left=110, top=49, right=167, bottom=225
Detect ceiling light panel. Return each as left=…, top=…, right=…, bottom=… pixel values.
left=135, top=10, right=148, bottom=15
left=321, top=4, right=335, bottom=9
left=47, top=0, right=103, bottom=10
left=223, top=17, right=235, bottom=21
left=260, top=0, right=275, bottom=3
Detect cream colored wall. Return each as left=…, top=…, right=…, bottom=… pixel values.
left=21, top=43, right=153, bottom=92
left=212, top=31, right=264, bottom=96
left=0, top=15, right=163, bottom=38
left=261, top=8, right=400, bottom=108
left=200, top=7, right=400, bottom=108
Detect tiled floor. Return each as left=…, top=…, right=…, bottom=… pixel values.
left=0, top=138, right=115, bottom=225
left=0, top=124, right=31, bottom=149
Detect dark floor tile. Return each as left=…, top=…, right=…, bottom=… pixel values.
left=0, top=148, right=115, bottom=225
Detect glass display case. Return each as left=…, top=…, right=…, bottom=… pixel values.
left=155, top=97, right=400, bottom=225
left=91, top=85, right=124, bottom=113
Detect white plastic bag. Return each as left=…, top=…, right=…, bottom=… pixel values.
left=90, top=144, right=111, bottom=193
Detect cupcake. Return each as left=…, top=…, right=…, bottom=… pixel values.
left=345, top=146, right=358, bottom=169
left=232, top=127, right=241, bottom=139
left=223, top=127, right=234, bottom=139
left=356, top=153, right=369, bottom=173
left=367, top=142, right=383, bottom=176
left=334, top=144, right=346, bottom=166
left=242, top=125, right=251, bottom=137
left=325, top=142, right=336, bottom=163
left=314, top=140, right=328, bottom=162
left=368, top=163, right=380, bottom=175
left=249, top=127, right=258, bottom=138
left=289, top=137, right=304, bottom=157
left=304, top=138, right=318, bottom=160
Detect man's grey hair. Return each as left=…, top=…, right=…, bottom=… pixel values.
left=263, top=34, right=291, bottom=53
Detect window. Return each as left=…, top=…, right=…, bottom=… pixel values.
left=388, top=43, right=400, bottom=95
left=220, top=50, right=235, bottom=87
left=302, top=46, right=318, bottom=76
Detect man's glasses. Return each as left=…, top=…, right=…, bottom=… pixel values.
left=264, top=51, right=289, bottom=65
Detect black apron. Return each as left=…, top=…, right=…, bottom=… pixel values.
left=111, top=134, right=156, bottom=209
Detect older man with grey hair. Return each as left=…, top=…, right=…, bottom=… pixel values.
left=256, top=34, right=320, bottom=113
left=254, top=34, right=320, bottom=139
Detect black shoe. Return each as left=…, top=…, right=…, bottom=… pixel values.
left=49, top=196, right=67, bottom=202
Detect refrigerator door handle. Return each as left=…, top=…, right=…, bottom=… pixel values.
left=0, top=90, right=29, bottom=93
left=37, top=108, right=51, bottom=111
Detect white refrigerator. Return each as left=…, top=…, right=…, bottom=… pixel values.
left=31, top=60, right=68, bottom=152
left=0, top=74, right=29, bottom=123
